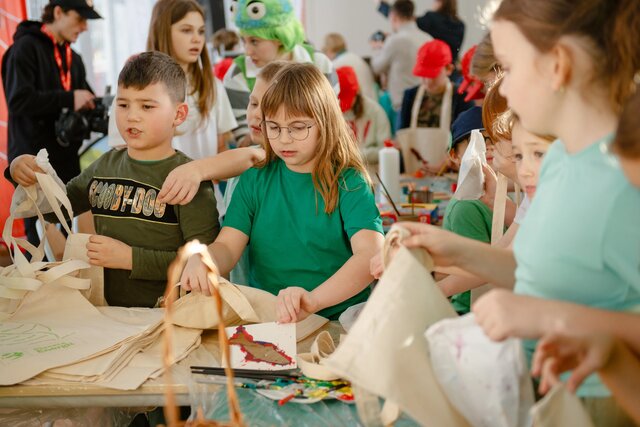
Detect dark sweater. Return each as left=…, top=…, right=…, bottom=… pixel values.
left=2, top=20, right=93, bottom=184
left=398, top=84, right=473, bottom=130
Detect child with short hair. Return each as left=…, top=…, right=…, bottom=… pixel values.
left=10, top=51, right=220, bottom=308
left=399, top=39, right=472, bottom=131
left=182, top=63, right=384, bottom=322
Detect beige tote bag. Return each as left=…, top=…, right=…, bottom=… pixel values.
left=324, top=225, right=469, bottom=427
left=396, top=81, right=452, bottom=174
left=531, top=384, right=595, bottom=427
left=0, top=172, right=100, bottom=319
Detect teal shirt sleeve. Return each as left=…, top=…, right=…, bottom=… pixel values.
left=130, top=181, right=220, bottom=281
left=338, top=169, right=383, bottom=239
left=223, top=168, right=256, bottom=238
left=444, top=200, right=492, bottom=243
left=602, top=188, right=640, bottom=295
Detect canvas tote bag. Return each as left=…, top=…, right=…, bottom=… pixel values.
left=0, top=170, right=102, bottom=318
left=396, top=81, right=452, bottom=174
left=530, top=384, right=595, bottom=427
left=324, top=225, right=469, bottom=427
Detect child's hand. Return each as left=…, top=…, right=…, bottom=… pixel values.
left=472, top=289, right=548, bottom=341
left=86, top=235, right=132, bottom=270
left=276, top=287, right=320, bottom=323
left=400, top=222, right=468, bottom=267
left=532, top=333, right=617, bottom=395
left=158, top=163, right=202, bottom=205
left=370, top=252, right=384, bottom=279
left=180, top=254, right=212, bottom=296
left=10, top=154, right=43, bottom=187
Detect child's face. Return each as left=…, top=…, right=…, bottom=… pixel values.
left=242, top=36, right=281, bottom=68
left=511, top=123, right=550, bottom=200
left=170, top=11, right=205, bottom=68
left=492, top=138, right=518, bottom=182
left=115, top=82, right=187, bottom=160
left=450, top=139, right=469, bottom=167
left=421, top=68, right=449, bottom=94
left=263, top=106, right=319, bottom=173
left=246, top=77, right=269, bottom=144
left=492, top=21, right=557, bottom=137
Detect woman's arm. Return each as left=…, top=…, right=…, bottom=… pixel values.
left=277, top=229, right=384, bottom=322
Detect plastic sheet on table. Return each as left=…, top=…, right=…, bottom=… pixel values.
left=191, top=387, right=422, bottom=427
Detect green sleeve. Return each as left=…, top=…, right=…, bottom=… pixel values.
left=338, top=169, right=383, bottom=240
left=42, top=165, right=94, bottom=224
left=444, top=200, right=492, bottom=243
left=222, top=169, right=256, bottom=238
left=129, top=181, right=220, bottom=281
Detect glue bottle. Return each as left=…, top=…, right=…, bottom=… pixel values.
left=378, top=140, right=401, bottom=204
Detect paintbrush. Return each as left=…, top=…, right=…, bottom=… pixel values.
left=376, top=172, right=402, bottom=217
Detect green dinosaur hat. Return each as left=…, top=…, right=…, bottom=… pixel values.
left=231, top=0, right=305, bottom=52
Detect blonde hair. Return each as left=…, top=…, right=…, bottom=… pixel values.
left=259, top=63, right=371, bottom=214
left=323, top=33, right=346, bottom=55
left=147, top=0, right=215, bottom=124
left=499, top=110, right=555, bottom=144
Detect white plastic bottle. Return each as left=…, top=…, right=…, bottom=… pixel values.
left=378, top=140, right=401, bottom=204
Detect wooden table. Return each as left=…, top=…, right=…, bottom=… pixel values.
left=0, top=321, right=343, bottom=409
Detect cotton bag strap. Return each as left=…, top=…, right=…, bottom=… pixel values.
left=409, top=80, right=453, bottom=131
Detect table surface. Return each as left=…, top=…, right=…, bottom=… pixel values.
left=0, top=321, right=343, bottom=409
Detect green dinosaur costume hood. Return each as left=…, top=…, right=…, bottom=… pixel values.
left=232, top=0, right=305, bottom=52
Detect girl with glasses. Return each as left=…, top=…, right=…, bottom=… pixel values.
left=181, top=63, right=384, bottom=323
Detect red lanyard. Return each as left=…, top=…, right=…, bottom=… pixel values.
left=41, top=24, right=72, bottom=91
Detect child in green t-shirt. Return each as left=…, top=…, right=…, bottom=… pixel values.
left=442, top=107, right=497, bottom=314
left=181, top=62, right=384, bottom=321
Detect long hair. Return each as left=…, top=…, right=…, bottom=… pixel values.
left=147, top=0, right=215, bottom=123
left=259, top=63, right=371, bottom=214
left=494, top=0, right=640, bottom=113
left=613, top=86, right=640, bottom=159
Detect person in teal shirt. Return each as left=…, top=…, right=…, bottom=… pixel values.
left=384, top=0, right=640, bottom=423
left=181, top=62, right=384, bottom=322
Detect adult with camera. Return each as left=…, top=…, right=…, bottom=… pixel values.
left=2, top=0, right=102, bottom=247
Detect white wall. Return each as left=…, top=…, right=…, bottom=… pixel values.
left=303, top=0, right=491, bottom=59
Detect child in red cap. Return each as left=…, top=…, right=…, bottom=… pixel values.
left=336, top=66, right=391, bottom=173
left=399, top=39, right=473, bottom=131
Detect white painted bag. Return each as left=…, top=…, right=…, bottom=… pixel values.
left=425, top=313, right=535, bottom=427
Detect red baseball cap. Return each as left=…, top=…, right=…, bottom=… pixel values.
left=336, top=66, right=359, bottom=113
left=413, top=40, right=452, bottom=79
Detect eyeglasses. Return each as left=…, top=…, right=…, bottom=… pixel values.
left=262, top=121, right=315, bottom=141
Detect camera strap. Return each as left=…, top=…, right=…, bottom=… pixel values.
left=41, top=24, right=72, bottom=91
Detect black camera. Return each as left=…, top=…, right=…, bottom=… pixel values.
left=55, top=93, right=114, bottom=147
